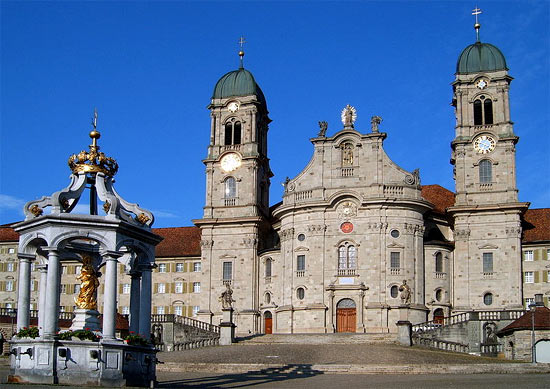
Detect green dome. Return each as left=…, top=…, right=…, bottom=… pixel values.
left=212, top=67, right=266, bottom=107
left=456, top=42, right=507, bottom=74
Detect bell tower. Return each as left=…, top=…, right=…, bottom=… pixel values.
left=448, top=11, right=528, bottom=312
left=194, top=42, right=272, bottom=334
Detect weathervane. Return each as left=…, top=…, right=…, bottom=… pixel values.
left=238, top=36, right=246, bottom=68
left=91, top=107, right=98, bottom=130
left=472, top=6, right=482, bottom=42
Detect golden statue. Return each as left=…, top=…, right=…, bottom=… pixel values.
left=74, top=254, right=100, bottom=310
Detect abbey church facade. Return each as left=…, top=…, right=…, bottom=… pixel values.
left=193, top=26, right=540, bottom=336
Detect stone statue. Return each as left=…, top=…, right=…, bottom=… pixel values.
left=282, top=176, right=290, bottom=192
left=399, top=280, right=411, bottom=305
left=412, top=168, right=420, bottom=185
left=371, top=116, right=382, bottom=132
left=318, top=121, right=328, bottom=137
left=341, top=105, right=356, bottom=128
left=485, top=324, right=498, bottom=345
left=220, top=283, right=235, bottom=309
left=74, top=254, right=100, bottom=310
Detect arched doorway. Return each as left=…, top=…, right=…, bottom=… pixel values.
left=336, top=298, right=356, bottom=333
left=535, top=340, right=550, bottom=363
left=264, top=311, right=272, bottom=334
left=433, top=308, right=444, bottom=325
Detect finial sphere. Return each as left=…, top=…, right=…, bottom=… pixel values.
left=89, top=130, right=101, bottom=140
left=239, top=51, right=245, bottom=57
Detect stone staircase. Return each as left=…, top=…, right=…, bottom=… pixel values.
left=238, top=333, right=396, bottom=344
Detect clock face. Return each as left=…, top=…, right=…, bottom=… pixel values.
left=476, top=79, right=488, bottom=90
left=340, top=222, right=354, bottom=234
left=227, top=102, right=240, bottom=113
left=474, top=135, right=496, bottom=154
left=220, top=153, right=242, bottom=173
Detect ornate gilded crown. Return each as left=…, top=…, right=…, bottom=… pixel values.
left=68, top=111, right=118, bottom=177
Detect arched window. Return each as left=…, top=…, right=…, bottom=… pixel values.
left=265, top=258, right=272, bottom=278
left=341, top=143, right=354, bottom=166
left=265, top=292, right=271, bottom=304
left=390, top=285, right=399, bottom=298
left=224, top=121, right=242, bottom=145
left=479, top=159, right=492, bottom=183
left=473, top=96, right=493, bottom=125
left=435, top=289, right=443, bottom=302
left=296, top=287, right=305, bottom=300
left=338, top=243, right=356, bottom=270
left=224, top=177, right=236, bottom=198
left=435, top=252, right=443, bottom=273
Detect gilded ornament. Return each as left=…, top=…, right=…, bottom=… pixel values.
left=74, top=254, right=99, bottom=310
left=103, top=200, right=111, bottom=213
left=137, top=213, right=150, bottom=225
left=30, top=205, right=43, bottom=217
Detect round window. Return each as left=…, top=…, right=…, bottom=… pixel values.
left=297, top=234, right=305, bottom=242
left=390, top=230, right=400, bottom=238
left=390, top=285, right=399, bottom=298
left=296, top=287, right=305, bottom=300
left=483, top=293, right=493, bottom=306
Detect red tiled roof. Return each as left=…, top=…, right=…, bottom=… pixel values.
left=522, top=208, right=550, bottom=243
left=0, top=227, right=19, bottom=242
left=153, top=226, right=201, bottom=258
left=498, top=306, right=550, bottom=336
left=421, top=185, right=455, bottom=214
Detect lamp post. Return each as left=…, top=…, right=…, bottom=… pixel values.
left=530, top=293, right=544, bottom=364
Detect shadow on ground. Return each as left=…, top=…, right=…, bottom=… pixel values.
left=157, top=364, right=323, bottom=388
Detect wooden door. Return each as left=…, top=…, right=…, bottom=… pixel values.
left=265, top=312, right=272, bottom=334
left=336, top=308, right=356, bottom=333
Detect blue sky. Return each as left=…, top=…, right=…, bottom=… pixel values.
left=1, top=1, right=548, bottom=228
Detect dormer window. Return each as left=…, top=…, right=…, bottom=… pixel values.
left=224, top=121, right=241, bottom=145
left=473, top=96, right=493, bottom=125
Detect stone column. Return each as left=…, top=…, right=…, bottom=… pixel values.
left=102, top=252, right=121, bottom=340
left=129, top=272, right=141, bottom=333
left=37, top=264, right=48, bottom=336
left=139, top=264, right=154, bottom=340
left=16, top=254, right=34, bottom=331
left=43, top=248, right=61, bottom=339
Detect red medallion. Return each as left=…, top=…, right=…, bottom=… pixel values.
left=341, top=222, right=353, bottom=233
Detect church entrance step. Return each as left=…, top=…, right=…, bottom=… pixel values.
left=237, top=333, right=396, bottom=344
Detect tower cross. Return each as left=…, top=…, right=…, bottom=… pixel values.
left=238, top=36, right=246, bottom=68
left=91, top=108, right=98, bottom=130
left=472, top=6, right=482, bottom=41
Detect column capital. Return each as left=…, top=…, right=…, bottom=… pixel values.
left=36, top=264, right=48, bottom=271
left=17, top=253, right=36, bottom=262
left=102, top=250, right=124, bottom=261
left=130, top=271, right=142, bottom=279
left=42, top=246, right=60, bottom=254
left=138, top=263, right=157, bottom=272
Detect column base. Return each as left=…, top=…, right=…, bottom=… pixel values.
left=220, top=308, right=235, bottom=345
left=70, top=309, right=100, bottom=332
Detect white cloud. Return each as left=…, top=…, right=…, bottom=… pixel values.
left=151, top=210, right=179, bottom=218
left=0, top=194, right=26, bottom=210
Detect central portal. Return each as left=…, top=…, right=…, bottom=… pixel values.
left=336, top=298, right=356, bottom=333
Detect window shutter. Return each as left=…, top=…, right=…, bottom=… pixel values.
left=535, top=271, right=540, bottom=283
left=187, top=306, right=192, bottom=316
left=13, top=263, right=17, bottom=272
left=119, top=284, right=123, bottom=294
left=34, top=281, right=39, bottom=291
left=170, top=263, right=175, bottom=272
left=154, top=283, right=158, bottom=293
left=183, top=263, right=188, bottom=273
left=0, top=263, right=5, bottom=272
left=545, top=297, right=549, bottom=307
left=13, top=281, right=16, bottom=290
left=100, top=284, right=104, bottom=293
left=544, top=271, right=549, bottom=283
left=543, top=249, right=549, bottom=261
left=535, top=249, right=542, bottom=261
left=0, top=281, right=4, bottom=291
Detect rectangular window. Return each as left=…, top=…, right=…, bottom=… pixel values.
left=265, top=259, right=272, bottom=278
left=192, top=306, right=200, bottom=316
left=5, top=303, right=12, bottom=309
left=156, top=306, right=165, bottom=314
left=483, top=253, right=493, bottom=273
left=75, top=265, right=82, bottom=274
left=6, top=281, right=14, bottom=291
left=176, top=263, right=184, bottom=272
left=547, top=249, right=550, bottom=260
left=525, top=298, right=535, bottom=309
left=31, top=281, right=35, bottom=292
left=59, top=306, right=66, bottom=312
left=157, top=283, right=166, bottom=293
left=223, top=262, right=232, bottom=281
left=121, top=306, right=130, bottom=315
left=175, top=281, right=183, bottom=293
left=174, top=306, right=183, bottom=316
left=193, top=282, right=201, bottom=293
left=524, top=250, right=534, bottom=261
left=524, top=271, right=534, bottom=283
left=74, top=284, right=80, bottom=295
left=7, top=263, right=14, bottom=272
left=31, top=263, right=36, bottom=272
left=122, top=283, right=131, bottom=294
left=8, top=248, right=15, bottom=254
left=61, top=266, right=67, bottom=274
left=158, top=263, right=167, bottom=273
left=390, top=252, right=400, bottom=268
left=193, top=262, right=201, bottom=272
left=297, top=255, right=306, bottom=271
